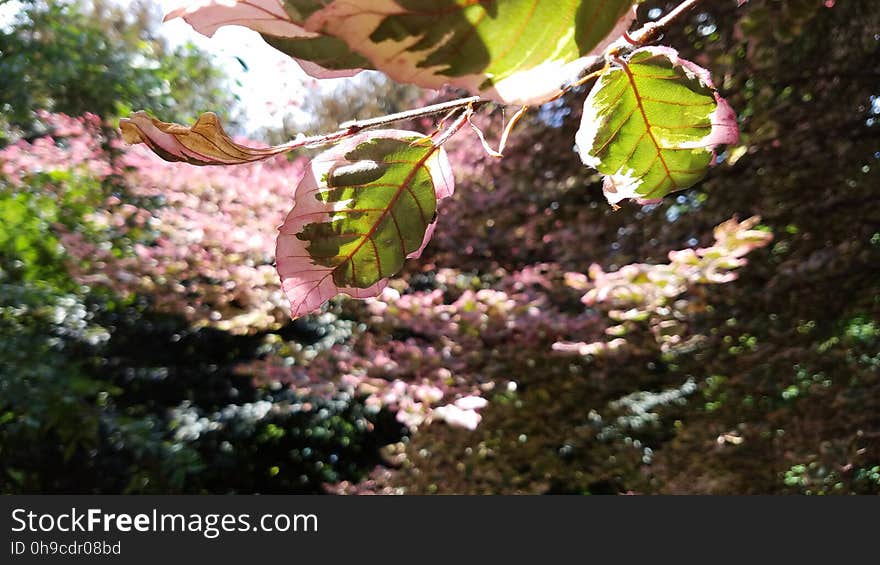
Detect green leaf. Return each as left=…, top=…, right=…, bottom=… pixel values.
left=576, top=47, right=739, bottom=206
left=170, top=1, right=635, bottom=98
left=261, top=34, right=373, bottom=76
left=302, top=0, right=635, bottom=104
left=276, top=130, right=454, bottom=318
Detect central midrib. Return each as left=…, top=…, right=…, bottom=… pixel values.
left=334, top=144, right=438, bottom=285
left=619, top=60, right=679, bottom=191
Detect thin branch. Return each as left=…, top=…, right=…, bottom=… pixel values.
left=339, top=96, right=486, bottom=130
left=627, top=0, right=706, bottom=46
left=292, top=96, right=489, bottom=150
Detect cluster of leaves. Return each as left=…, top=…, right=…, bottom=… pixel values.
left=0, top=109, right=769, bottom=492
left=326, top=213, right=769, bottom=434
left=5, top=110, right=771, bottom=437
left=123, top=0, right=742, bottom=318
left=0, top=5, right=405, bottom=493
left=2, top=113, right=306, bottom=332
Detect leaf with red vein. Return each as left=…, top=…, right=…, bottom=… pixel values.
left=576, top=46, right=739, bottom=206
left=303, top=0, right=635, bottom=104
left=276, top=130, right=454, bottom=318
left=167, top=0, right=636, bottom=104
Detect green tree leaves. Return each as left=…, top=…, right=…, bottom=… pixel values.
left=276, top=130, right=453, bottom=317
left=576, top=47, right=739, bottom=205
left=144, top=3, right=743, bottom=318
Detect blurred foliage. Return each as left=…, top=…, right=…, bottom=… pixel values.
left=0, top=134, right=404, bottom=492
left=361, top=0, right=879, bottom=494
left=0, top=1, right=402, bottom=493
left=0, top=280, right=404, bottom=492
left=0, top=0, right=235, bottom=143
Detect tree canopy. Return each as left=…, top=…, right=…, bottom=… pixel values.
left=0, top=0, right=234, bottom=141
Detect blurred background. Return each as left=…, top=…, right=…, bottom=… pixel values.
left=0, top=0, right=877, bottom=494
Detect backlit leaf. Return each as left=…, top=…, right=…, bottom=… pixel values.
left=276, top=130, right=454, bottom=318
left=576, top=47, right=739, bottom=206
left=164, top=0, right=366, bottom=79
left=301, top=0, right=636, bottom=104
left=169, top=1, right=636, bottom=104
left=165, top=0, right=306, bottom=38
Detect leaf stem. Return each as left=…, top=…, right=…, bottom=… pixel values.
left=293, top=96, right=489, bottom=151
left=339, top=96, right=487, bottom=130
left=573, top=0, right=708, bottom=85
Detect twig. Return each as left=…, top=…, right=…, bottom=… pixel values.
left=338, top=96, right=487, bottom=131
left=293, top=96, right=489, bottom=150
left=571, top=0, right=707, bottom=86
left=627, top=0, right=705, bottom=46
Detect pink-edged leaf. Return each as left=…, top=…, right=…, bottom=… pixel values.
left=164, top=0, right=308, bottom=38
left=167, top=1, right=635, bottom=104
left=293, top=58, right=362, bottom=79
left=300, top=0, right=636, bottom=105
left=576, top=46, right=739, bottom=205
left=276, top=130, right=454, bottom=318
left=164, top=1, right=366, bottom=80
